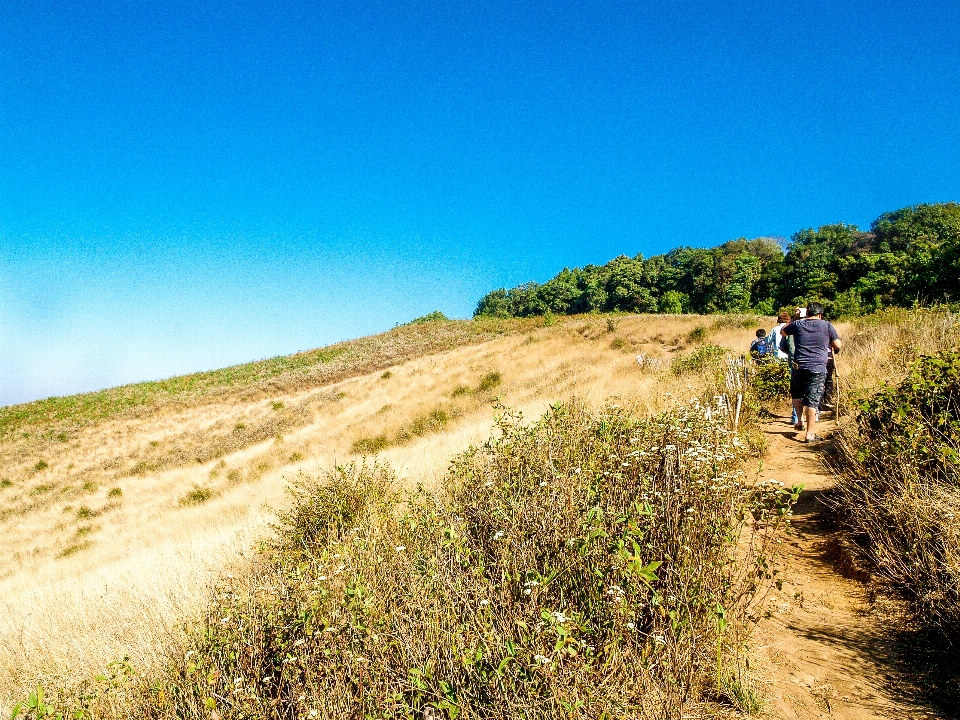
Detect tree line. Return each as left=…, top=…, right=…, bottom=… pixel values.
left=474, top=202, right=960, bottom=318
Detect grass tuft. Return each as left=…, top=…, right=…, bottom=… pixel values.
left=476, top=371, right=502, bottom=392
left=179, top=485, right=214, bottom=507
left=351, top=435, right=390, bottom=455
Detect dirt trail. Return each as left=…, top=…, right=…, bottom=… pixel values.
left=755, top=416, right=942, bottom=720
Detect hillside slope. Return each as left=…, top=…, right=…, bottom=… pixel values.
left=0, top=313, right=763, bottom=708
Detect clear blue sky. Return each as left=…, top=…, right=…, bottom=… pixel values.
left=2, top=0, right=958, bottom=406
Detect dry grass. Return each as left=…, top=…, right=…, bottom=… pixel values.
left=0, top=312, right=769, bottom=712
left=824, top=308, right=960, bottom=636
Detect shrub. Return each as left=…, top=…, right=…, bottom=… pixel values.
left=107, top=487, right=123, bottom=498
left=610, top=336, right=628, bottom=351
left=33, top=460, right=48, bottom=472
left=671, top=344, right=727, bottom=375
left=351, top=435, right=390, bottom=455
left=477, top=371, right=502, bottom=392
left=0, top=478, right=11, bottom=488
left=451, top=385, right=471, bottom=398
left=179, top=485, right=213, bottom=507
left=406, top=311, right=450, bottom=325
left=749, top=360, right=791, bottom=402
left=130, top=401, right=795, bottom=720
left=686, top=325, right=708, bottom=343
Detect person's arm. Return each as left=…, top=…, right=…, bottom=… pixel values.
left=829, top=323, right=841, bottom=352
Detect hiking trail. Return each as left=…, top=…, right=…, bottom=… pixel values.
left=753, top=416, right=943, bottom=720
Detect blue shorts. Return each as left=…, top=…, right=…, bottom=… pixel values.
left=790, top=368, right=827, bottom=409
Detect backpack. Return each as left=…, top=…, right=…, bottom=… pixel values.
left=751, top=338, right=769, bottom=356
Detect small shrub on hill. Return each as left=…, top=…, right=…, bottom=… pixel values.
left=686, top=324, right=708, bottom=343
left=351, top=435, right=390, bottom=455
left=749, top=360, right=791, bottom=402
left=407, top=311, right=450, bottom=325
left=671, top=344, right=726, bottom=376
left=477, top=371, right=502, bottom=393
left=179, top=484, right=214, bottom=507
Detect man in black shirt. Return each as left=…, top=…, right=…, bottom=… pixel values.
left=782, top=302, right=842, bottom=442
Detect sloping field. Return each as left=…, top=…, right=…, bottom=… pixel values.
left=0, top=313, right=764, bottom=709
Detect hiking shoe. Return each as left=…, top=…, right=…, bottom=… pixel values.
left=794, top=422, right=804, bottom=431
left=804, top=434, right=822, bottom=443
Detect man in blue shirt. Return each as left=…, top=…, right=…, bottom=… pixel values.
left=782, top=302, right=842, bottom=442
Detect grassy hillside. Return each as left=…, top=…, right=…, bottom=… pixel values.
left=2, top=312, right=775, bottom=713
left=1, top=317, right=529, bottom=440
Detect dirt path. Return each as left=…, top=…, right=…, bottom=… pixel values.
left=754, top=416, right=942, bottom=719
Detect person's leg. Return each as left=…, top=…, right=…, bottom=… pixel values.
left=790, top=368, right=805, bottom=429
left=789, top=366, right=799, bottom=424
left=802, top=372, right=828, bottom=441
left=804, top=404, right=818, bottom=438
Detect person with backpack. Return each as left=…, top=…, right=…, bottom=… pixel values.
left=779, top=308, right=805, bottom=425
left=749, top=328, right=770, bottom=359
left=782, top=302, right=842, bottom=442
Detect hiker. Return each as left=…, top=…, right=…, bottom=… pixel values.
left=779, top=308, right=805, bottom=425
left=769, top=312, right=790, bottom=360
left=782, top=302, right=841, bottom=442
left=749, top=329, right=771, bottom=359
left=820, top=348, right=836, bottom=411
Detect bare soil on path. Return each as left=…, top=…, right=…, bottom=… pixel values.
left=755, top=415, right=953, bottom=720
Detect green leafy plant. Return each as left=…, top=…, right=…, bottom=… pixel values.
left=750, top=360, right=791, bottom=401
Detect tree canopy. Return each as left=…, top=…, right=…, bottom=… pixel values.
left=474, top=203, right=960, bottom=319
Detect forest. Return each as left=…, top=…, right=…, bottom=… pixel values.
left=474, top=202, right=960, bottom=318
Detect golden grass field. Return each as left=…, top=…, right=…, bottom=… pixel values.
left=0, top=313, right=779, bottom=709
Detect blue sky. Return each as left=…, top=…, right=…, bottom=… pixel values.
left=2, top=0, right=958, bottom=406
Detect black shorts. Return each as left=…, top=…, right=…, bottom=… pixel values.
left=790, top=368, right=827, bottom=409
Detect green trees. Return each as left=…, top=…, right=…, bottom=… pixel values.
left=474, top=203, right=960, bottom=319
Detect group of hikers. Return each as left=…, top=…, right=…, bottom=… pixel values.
left=749, top=302, right=842, bottom=442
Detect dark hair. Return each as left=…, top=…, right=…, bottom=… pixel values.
left=806, top=302, right=824, bottom=317
left=755, top=328, right=767, bottom=338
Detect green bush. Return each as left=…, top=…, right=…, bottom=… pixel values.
left=406, top=311, right=450, bottom=325
left=855, top=351, right=960, bottom=479
left=750, top=360, right=791, bottom=402
left=686, top=325, right=707, bottom=343
left=671, top=344, right=726, bottom=375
